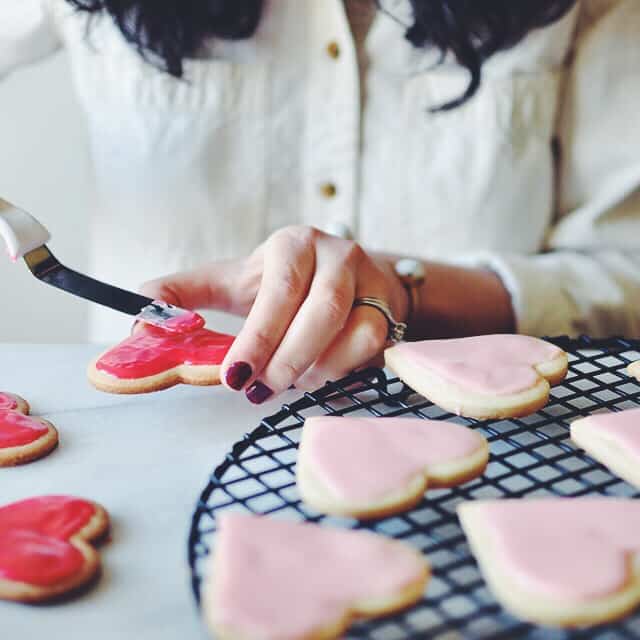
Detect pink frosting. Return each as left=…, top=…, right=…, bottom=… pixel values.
left=391, top=335, right=562, bottom=395
left=574, top=408, right=640, bottom=457
left=304, top=417, right=484, bottom=502
left=473, top=498, right=640, bottom=600
left=211, top=513, right=425, bottom=639
left=0, top=393, right=18, bottom=411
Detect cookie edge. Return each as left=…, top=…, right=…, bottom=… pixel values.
left=384, top=342, right=568, bottom=419
left=458, top=500, right=640, bottom=627
left=202, top=519, right=429, bottom=640
left=0, top=418, right=59, bottom=467
left=87, top=353, right=221, bottom=394
left=0, top=500, right=109, bottom=603
left=0, top=392, right=30, bottom=415
left=571, top=415, right=640, bottom=489
left=297, top=417, right=489, bottom=519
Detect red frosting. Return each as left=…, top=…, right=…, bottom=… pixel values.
left=162, top=310, right=206, bottom=333
left=95, top=323, right=235, bottom=379
left=0, top=411, right=49, bottom=449
left=0, top=496, right=96, bottom=586
left=0, top=393, right=18, bottom=411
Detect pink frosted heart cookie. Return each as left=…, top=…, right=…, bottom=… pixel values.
left=203, top=513, right=429, bottom=640
left=385, top=335, right=568, bottom=419
left=0, top=392, right=58, bottom=467
left=629, top=361, right=640, bottom=382
left=88, top=317, right=235, bottom=394
left=458, top=498, right=640, bottom=627
left=297, top=416, right=488, bottom=518
left=571, top=408, right=640, bottom=488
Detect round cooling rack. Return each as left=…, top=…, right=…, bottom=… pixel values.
left=189, top=336, right=640, bottom=639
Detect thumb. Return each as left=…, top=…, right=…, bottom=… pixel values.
left=140, top=260, right=238, bottom=312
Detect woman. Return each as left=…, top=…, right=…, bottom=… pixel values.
left=2, top=1, right=639, bottom=403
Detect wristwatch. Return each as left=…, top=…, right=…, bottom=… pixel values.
left=394, top=258, right=425, bottom=330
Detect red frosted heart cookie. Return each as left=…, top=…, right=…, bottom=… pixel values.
left=0, top=495, right=109, bottom=602
left=298, top=416, right=488, bottom=519
left=571, top=408, right=640, bottom=488
left=458, top=498, right=640, bottom=627
left=87, top=317, right=235, bottom=394
left=385, top=335, right=568, bottom=419
left=0, top=392, right=58, bottom=467
left=203, top=513, right=429, bottom=640
left=0, top=392, right=26, bottom=413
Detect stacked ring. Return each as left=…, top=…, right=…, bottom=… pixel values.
left=352, top=297, right=407, bottom=343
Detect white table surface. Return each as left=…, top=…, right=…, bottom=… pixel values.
left=0, top=344, right=296, bottom=639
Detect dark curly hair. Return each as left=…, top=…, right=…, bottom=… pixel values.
left=66, top=0, right=577, bottom=109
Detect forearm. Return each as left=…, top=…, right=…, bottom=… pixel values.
left=375, top=253, right=515, bottom=339
left=410, top=260, right=515, bottom=338
left=378, top=248, right=640, bottom=340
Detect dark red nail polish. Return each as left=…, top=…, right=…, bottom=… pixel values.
left=225, top=361, right=253, bottom=390
left=246, top=381, right=274, bottom=405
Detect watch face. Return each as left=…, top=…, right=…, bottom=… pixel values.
left=395, top=258, right=425, bottom=283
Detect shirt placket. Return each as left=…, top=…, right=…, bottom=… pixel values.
left=302, top=0, right=360, bottom=240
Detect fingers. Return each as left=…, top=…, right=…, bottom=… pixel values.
left=296, top=303, right=389, bottom=391
left=141, top=226, right=403, bottom=403
left=245, top=244, right=358, bottom=398
left=221, top=229, right=401, bottom=402
left=140, top=262, right=235, bottom=310
left=139, top=254, right=265, bottom=316
left=295, top=259, right=399, bottom=390
left=220, top=228, right=318, bottom=396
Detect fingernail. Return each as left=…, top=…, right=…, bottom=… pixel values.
left=225, top=361, right=253, bottom=390
left=246, top=381, right=274, bottom=405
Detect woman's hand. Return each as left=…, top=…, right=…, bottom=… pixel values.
left=141, top=226, right=409, bottom=403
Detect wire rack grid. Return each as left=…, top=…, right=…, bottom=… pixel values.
left=189, top=336, right=640, bottom=639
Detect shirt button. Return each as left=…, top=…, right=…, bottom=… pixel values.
left=326, top=41, right=340, bottom=59
left=320, top=182, right=338, bottom=198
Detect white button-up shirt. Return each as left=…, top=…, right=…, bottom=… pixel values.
left=2, top=0, right=639, bottom=341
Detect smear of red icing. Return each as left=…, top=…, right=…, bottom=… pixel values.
left=162, top=310, right=206, bottom=333
left=0, top=393, right=18, bottom=411
left=0, top=496, right=96, bottom=586
left=96, top=323, right=235, bottom=379
left=0, top=411, right=49, bottom=449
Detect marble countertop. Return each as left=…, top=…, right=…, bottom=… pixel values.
left=0, top=343, right=291, bottom=640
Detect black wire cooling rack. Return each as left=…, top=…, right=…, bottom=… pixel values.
left=189, top=336, right=640, bottom=639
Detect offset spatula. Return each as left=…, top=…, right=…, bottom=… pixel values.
left=0, top=197, right=199, bottom=331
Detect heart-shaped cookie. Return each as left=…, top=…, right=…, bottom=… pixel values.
left=629, top=361, right=640, bottom=382
left=458, top=498, right=640, bottom=627
left=571, top=408, right=640, bottom=488
left=385, top=335, right=568, bottom=419
left=0, top=392, right=58, bottom=467
left=297, top=416, right=488, bottom=519
left=88, top=322, right=235, bottom=394
left=0, top=391, right=28, bottom=413
left=203, top=513, right=429, bottom=640
left=0, top=495, right=109, bottom=602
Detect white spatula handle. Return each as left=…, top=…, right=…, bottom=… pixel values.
left=0, top=198, right=51, bottom=260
